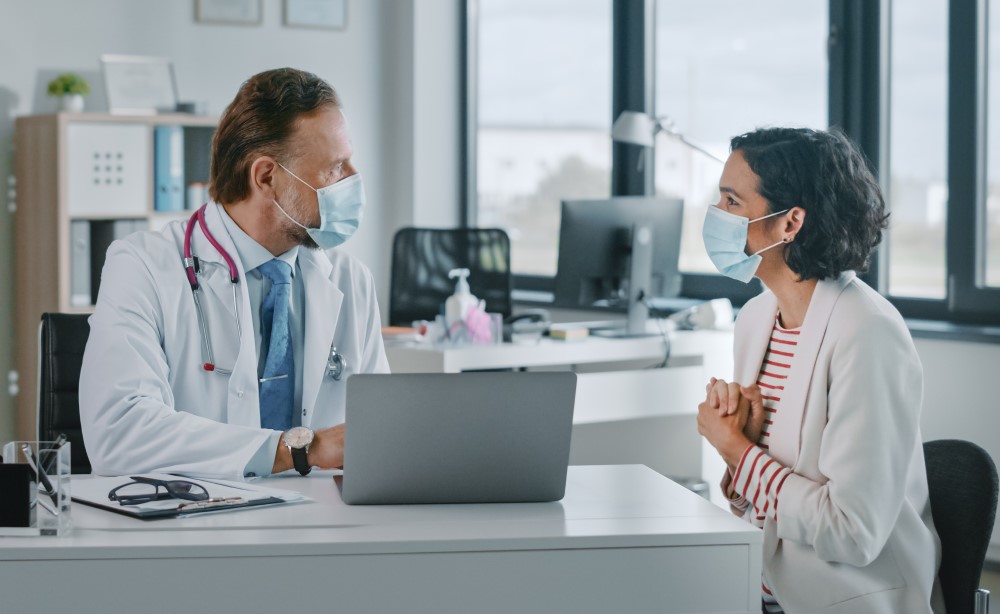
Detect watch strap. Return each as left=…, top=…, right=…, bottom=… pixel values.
left=291, top=445, right=311, bottom=476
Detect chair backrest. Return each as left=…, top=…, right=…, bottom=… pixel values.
left=37, top=313, right=92, bottom=474
left=389, top=227, right=512, bottom=327
left=924, top=439, right=999, bottom=614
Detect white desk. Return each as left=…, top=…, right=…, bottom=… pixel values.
left=386, top=330, right=735, bottom=504
left=0, top=466, right=762, bottom=613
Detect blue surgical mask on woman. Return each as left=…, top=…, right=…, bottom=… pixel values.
left=702, top=205, right=789, bottom=283
left=273, top=163, right=365, bottom=249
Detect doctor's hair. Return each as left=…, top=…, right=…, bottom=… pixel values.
left=729, top=127, right=889, bottom=281
left=210, top=68, right=341, bottom=205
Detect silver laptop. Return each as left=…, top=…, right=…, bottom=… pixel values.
left=340, top=372, right=577, bottom=505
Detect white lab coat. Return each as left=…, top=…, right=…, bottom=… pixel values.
left=732, top=271, right=944, bottom=613
left=79, top=202, right=390, bottom=480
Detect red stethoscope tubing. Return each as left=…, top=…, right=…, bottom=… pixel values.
left=181, top=204, right=347, bottom=380
left=184, top=204, right=239, bottom=288
left=184, top=204, right=240, bottom=373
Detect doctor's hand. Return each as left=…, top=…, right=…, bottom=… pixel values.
left=307, top=425, right=346, bottom=470
left=272, top=425, right=345, bottom=473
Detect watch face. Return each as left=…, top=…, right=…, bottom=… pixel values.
left=285, top=427, right=314, bottom=449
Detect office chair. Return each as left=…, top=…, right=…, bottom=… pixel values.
left=924, top=439, right=998, bottom=614
left=389, top=227, right=512, bottom=327
left=37, top=313, right=92, bottom=474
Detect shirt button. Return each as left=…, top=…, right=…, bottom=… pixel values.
left=237, top=390, right=245, bottom=399
left=302, top=409, right=307, bottom=416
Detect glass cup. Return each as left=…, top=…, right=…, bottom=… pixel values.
left=1, top=441, right=72, bottom=536
left=488, top=312, right=504, bottom=344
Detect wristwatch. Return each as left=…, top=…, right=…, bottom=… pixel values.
left=284, top=426, right=314, bottom=476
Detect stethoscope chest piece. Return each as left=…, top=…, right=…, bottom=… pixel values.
left=327, top=346, right=347, bottom=381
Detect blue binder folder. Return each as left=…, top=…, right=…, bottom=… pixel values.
left=154, top=126, right=184, bottom=212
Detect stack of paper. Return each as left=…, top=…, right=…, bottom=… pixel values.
left=549, top=326, right=589, bottom=342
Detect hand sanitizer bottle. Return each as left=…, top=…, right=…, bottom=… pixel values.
left=445, top=268, right=478, bottom=331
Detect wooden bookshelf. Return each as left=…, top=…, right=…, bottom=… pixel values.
left=13, top=112, right=217, bottom=439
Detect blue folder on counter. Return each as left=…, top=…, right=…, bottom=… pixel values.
left=154, top=125, right=184, bottom=212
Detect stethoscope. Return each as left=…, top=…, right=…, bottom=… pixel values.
left=182, top=204, right=347, bottom=381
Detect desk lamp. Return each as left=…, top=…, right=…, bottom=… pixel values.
left=611, top=110, right=726, bottom=165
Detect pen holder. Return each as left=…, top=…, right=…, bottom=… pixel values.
left=1, top=441, right=72, bottom=536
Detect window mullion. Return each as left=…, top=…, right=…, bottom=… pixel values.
left=829, top=0, right=887, bottom=292
left=612, top=0, right=654, bottom=197
left=948, top=0, right=1000, bottom=318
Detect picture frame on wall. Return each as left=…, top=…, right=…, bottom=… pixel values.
left=284, top=0, right=347, bottom=30
left=195, top=0, right=262, bottom=26
left=101, top=55, right=178, bottom=115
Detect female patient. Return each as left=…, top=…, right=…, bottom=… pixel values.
left=697, top=127, right=943, bottom=613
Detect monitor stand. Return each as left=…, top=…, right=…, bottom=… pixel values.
left=591, top=223, right=659, bottom=339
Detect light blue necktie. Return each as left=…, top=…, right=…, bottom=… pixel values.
left=257, top=259, right=294, bottom=431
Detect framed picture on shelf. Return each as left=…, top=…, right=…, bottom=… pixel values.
left=195, top=0, right=262, bottom=26
left=284, top=0, right=347, bottom=30
left=101, top=55, right=178, bottom=115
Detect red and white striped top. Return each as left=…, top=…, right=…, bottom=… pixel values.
left=721, top=317, right=799, bottom=613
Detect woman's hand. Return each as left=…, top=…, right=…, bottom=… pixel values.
left=739, top=384, right=767, bottom=445
left=701, top=378, right=764, bottom=467
left=706, top=377, right=747, bottom=416
left=706, top=378, right=768, bottom=444
left=697, top=397, right=753, bottom=468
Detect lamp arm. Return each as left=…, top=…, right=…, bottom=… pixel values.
left=677, top=134, right=726, bottom=165
left=650, top=115, right=726, bottom=164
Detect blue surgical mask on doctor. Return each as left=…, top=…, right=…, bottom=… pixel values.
left=702, top=205, right=789, bottom=283
left=272, top=163, right=366, bottom=249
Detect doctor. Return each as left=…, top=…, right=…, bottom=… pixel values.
left=696, top=128, right=943, bottom=612
left=80, top=68, right=389, bottom=480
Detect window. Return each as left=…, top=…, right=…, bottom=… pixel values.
left=466, top=0, right=1000, bottom=326
left=886, top=0, right=949, bottom=299
left=473, top=0, right=612, bottom=278
left=654, top=1, right=828, bottom=274
left=986, top=0, right=1000, bottom=288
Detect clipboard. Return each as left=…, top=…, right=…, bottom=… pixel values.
left=71, top=474, right=301, bottom=520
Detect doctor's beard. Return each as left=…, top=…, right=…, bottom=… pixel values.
left=276, top=185, right=320, bottom=250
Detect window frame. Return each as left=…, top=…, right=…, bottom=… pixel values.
left=947, top=0, right=1000, bottom=322
left=464, top=0, right=1000, bottom=325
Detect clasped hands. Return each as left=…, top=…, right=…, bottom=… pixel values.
left=697, top=378, right=767, bottom=468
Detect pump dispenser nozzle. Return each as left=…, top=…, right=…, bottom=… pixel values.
left=448, top=268, right=471, bottom=294
left=445, top=268, right=477, bottom=330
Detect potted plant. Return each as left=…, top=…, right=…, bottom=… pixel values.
left=47, top=73, right=90, bottom=112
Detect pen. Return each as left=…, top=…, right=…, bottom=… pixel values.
left=176, top=496, right=245, bottom=512
left=20, top=443, right=59, bottom=506
left=43, top=434, right=68, bottom=474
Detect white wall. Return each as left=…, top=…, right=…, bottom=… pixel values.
left=0, top=0, right=462, bottom=443
left=379, top=0, right=463, bottom=243
left=913, top=337, right=1000, bottom=558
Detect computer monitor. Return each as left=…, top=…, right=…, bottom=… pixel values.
left=554, top=196, right=684, bottom=336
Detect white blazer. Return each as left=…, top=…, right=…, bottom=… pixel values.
left=732, top=272, right=944, bottom=613
left=79, top=203, right=389, bottom=480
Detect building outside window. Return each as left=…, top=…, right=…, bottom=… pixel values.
left=475, top=0, right=612, bottom=278
left=654, top=1, right=827, bottom=275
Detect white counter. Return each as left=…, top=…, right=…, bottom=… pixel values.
left=0, top=465, right=761, bottom=613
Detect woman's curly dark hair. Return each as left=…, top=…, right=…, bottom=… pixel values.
left=729, top=127, right=889, bottom=281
